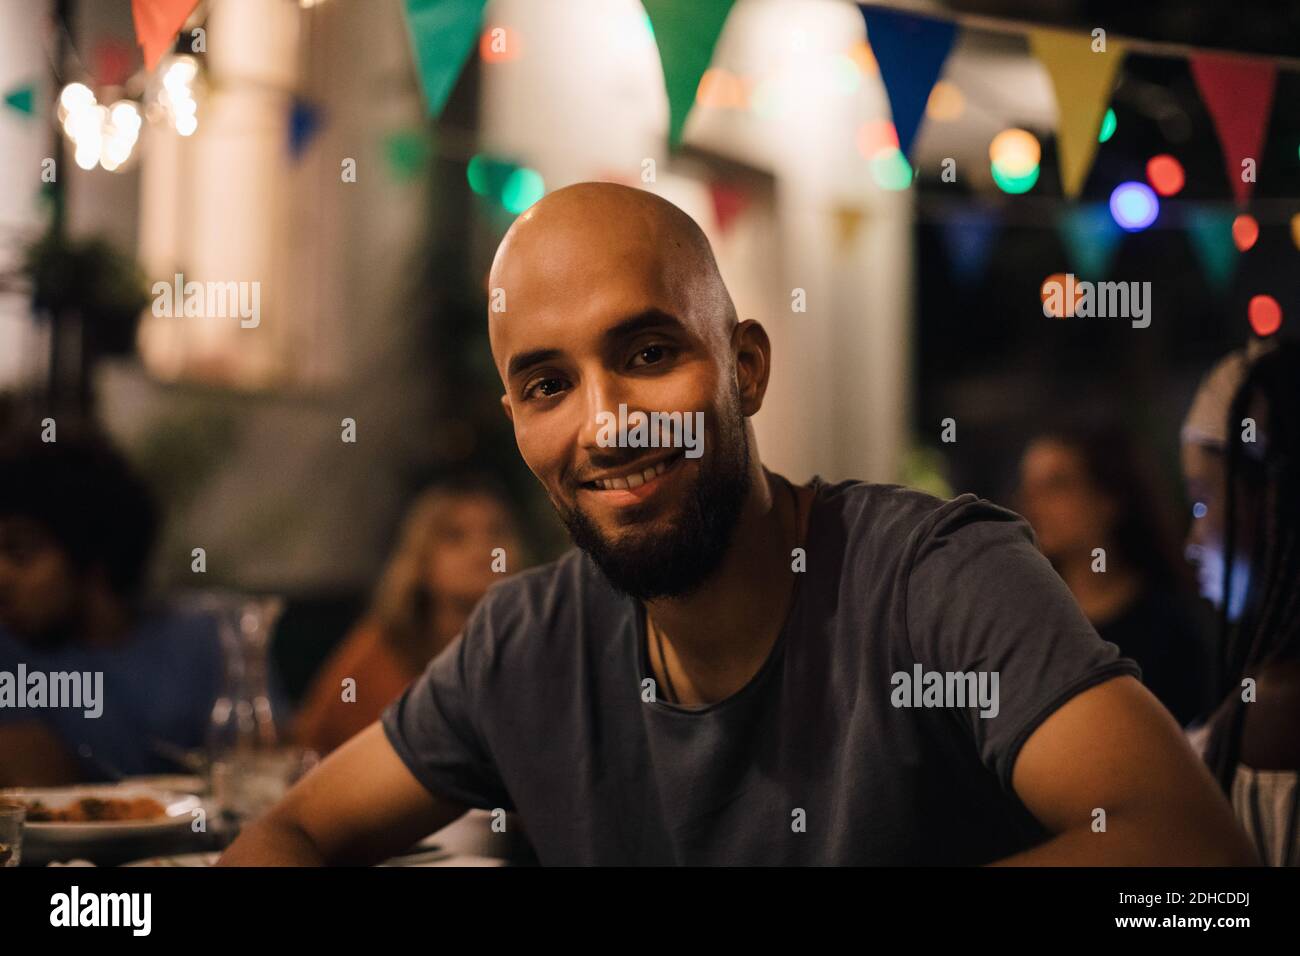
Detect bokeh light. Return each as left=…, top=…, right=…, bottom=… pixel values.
left=58, top=84, right=142, bottom=172
left=830, top=54, right=861, bottom=95
left=502, top=167, right=545, bottom=213
left=991, top=162, right=1038, bottom=194
left=1248, top=294, right=1283, bottom=337
left=1098, top=108, right=1117, bottom=143
left=750, top=76, right=791, bottom=121
left=1232, top=214, right=1259, bottom=252
left=926, top=81, right=964, bottom=122
left=1145, top=154, right=1184, bottom=197
left=856, top=119, right=899, bottom=159
left=870, top=148, right=912, bottom=191
left=158, top=55, right=199, bottom=137
left=989, top=129, right=1040, bottom=178
left=1291, top=212, right=1300, bottom=251
left=697, top=68, right=747, bottom=109
left=847, top=41, right=877, bottom=75
left=1041, top=272, right=1081, bottom=318
left=479, top=26, right=521, bottom=63
left=1109, top=182, right=1159, bottom=232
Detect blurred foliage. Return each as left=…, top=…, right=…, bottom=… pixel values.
left=20, top=227, right=150, bottom=356
left=901, top=443, right=955, bottom=500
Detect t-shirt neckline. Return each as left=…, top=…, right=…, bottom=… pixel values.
left=633, top=474, right=825, bottom=717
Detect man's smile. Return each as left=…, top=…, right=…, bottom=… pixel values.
left=577, top=450, right=687, bottom=507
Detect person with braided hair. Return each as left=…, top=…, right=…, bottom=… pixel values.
left=1182, top=338, right=1300, bottom=866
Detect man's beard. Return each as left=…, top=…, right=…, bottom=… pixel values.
left=559, top=411, right=752, bottom=601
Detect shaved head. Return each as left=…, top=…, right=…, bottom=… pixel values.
left=486, top=181, right=772, bottom=600
left=488, top=182, right=737, bottom=368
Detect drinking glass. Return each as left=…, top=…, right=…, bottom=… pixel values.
left=0, top=801, right=26, bottom=867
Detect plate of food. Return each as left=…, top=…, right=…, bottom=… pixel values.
left=0, top=785, right=202, bottom=847
left=123, top=851, right=221, bottom=867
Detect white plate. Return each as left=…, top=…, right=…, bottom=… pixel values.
left=1, top=785, right=202, bottom=846
left=123, top=851, right=220, bottom=867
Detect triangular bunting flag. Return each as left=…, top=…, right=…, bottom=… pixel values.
left=941, top=208, right=997, bottom=285
left=710, top=182, right=749, bottom=235
left=833, top=205, right=867, bottom=252
left=1028, top=27, right=1125, bottom=200
left=858, top=6, right=956, bottom=160
left=93, top=38, right=137, bottom=87
left=1185, top=208, right=1239, bottom=295
left=643, top=0, right=736, bottom=146
left=402, top=0, right=488, bottom=118
left=131, top=0, right=200, bottom=71
left=1057, top=203, right=1123, bottom=281
left=1190, top=54, right=1276, bottom=207
left=289, top=100, right=323, bottom=160
left=2, top=83, right=35, bottom=117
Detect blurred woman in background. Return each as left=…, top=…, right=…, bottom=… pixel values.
left=1017, top=422, right=1213, bottom=726
left=1182, top=339, right=1300, bottom=866
left=293, top=478, right=524, bottom=754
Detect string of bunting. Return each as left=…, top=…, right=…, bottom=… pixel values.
left=102, top=0, right=1300, bottom=310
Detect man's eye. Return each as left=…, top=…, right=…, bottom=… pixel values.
left=630, top=344, right=673, bottom=368
left=524, top=377, right=567, bottom=400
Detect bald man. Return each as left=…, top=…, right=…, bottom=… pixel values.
left=221, top=183, right=1254, bottom=866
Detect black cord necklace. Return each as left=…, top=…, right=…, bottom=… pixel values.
left=650, top=474, right=801, bottom=707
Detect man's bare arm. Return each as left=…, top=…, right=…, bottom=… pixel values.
left=217, top=722, right=468, bottom=866
left=990, top=675, right=1255, bottom=865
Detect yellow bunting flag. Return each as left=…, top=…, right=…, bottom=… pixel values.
left=1028, top=27, right=1125, bottom=200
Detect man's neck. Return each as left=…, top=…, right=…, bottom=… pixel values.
left=645, top=466, right=810, bottom=706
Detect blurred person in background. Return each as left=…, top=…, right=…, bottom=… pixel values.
left=1017, top=423, right=1214, bottom=725
left=293, top=478, right=525, bottom=754
left=0, top=427, right=222, bottom=786
left=1182, top=339, right=1300, bottom=866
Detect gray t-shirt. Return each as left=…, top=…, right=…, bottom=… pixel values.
left=382, top=478, right=1139, bottom=864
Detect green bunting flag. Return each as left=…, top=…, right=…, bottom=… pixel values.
left=643, top=0, right=736, bottom=146
left=402, top=0, right=487, bottom=118
left=1185, top=208, right=1239, bottom=295
left=3, top=83, right=36, bottom=117
left=1058, top=204, right=1123, bottom=281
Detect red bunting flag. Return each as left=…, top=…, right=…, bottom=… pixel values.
left=131, top=0, right=200, bottom=71
left=1190, top=53, right=1276, bottom=206
left=709, top=182, right=749, bottom=235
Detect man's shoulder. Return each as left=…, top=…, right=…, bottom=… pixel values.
left=467, top=549, right=627, bottom=652
left=811, top=476, right=1022, bottom=561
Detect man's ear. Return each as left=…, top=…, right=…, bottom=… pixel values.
left=500, top=392, right=515, bottom=424
left=731, top=320, right=771, bottom=417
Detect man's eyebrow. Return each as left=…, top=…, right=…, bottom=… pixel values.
left=505, top=310, right=686, bottom=380
left=506, top=347, right=563, bottom=380
left=602, top=309, right=687, bottom=345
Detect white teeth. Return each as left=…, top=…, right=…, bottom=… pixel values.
left=592, top=456, right=675, bottom=491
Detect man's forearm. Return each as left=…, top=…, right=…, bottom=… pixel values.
left=217, top=814, right=328, bottom=866
left=989, top=815, right=1259, bottom=866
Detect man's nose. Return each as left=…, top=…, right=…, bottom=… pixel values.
left=575, top=372, right=627, bottom=455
